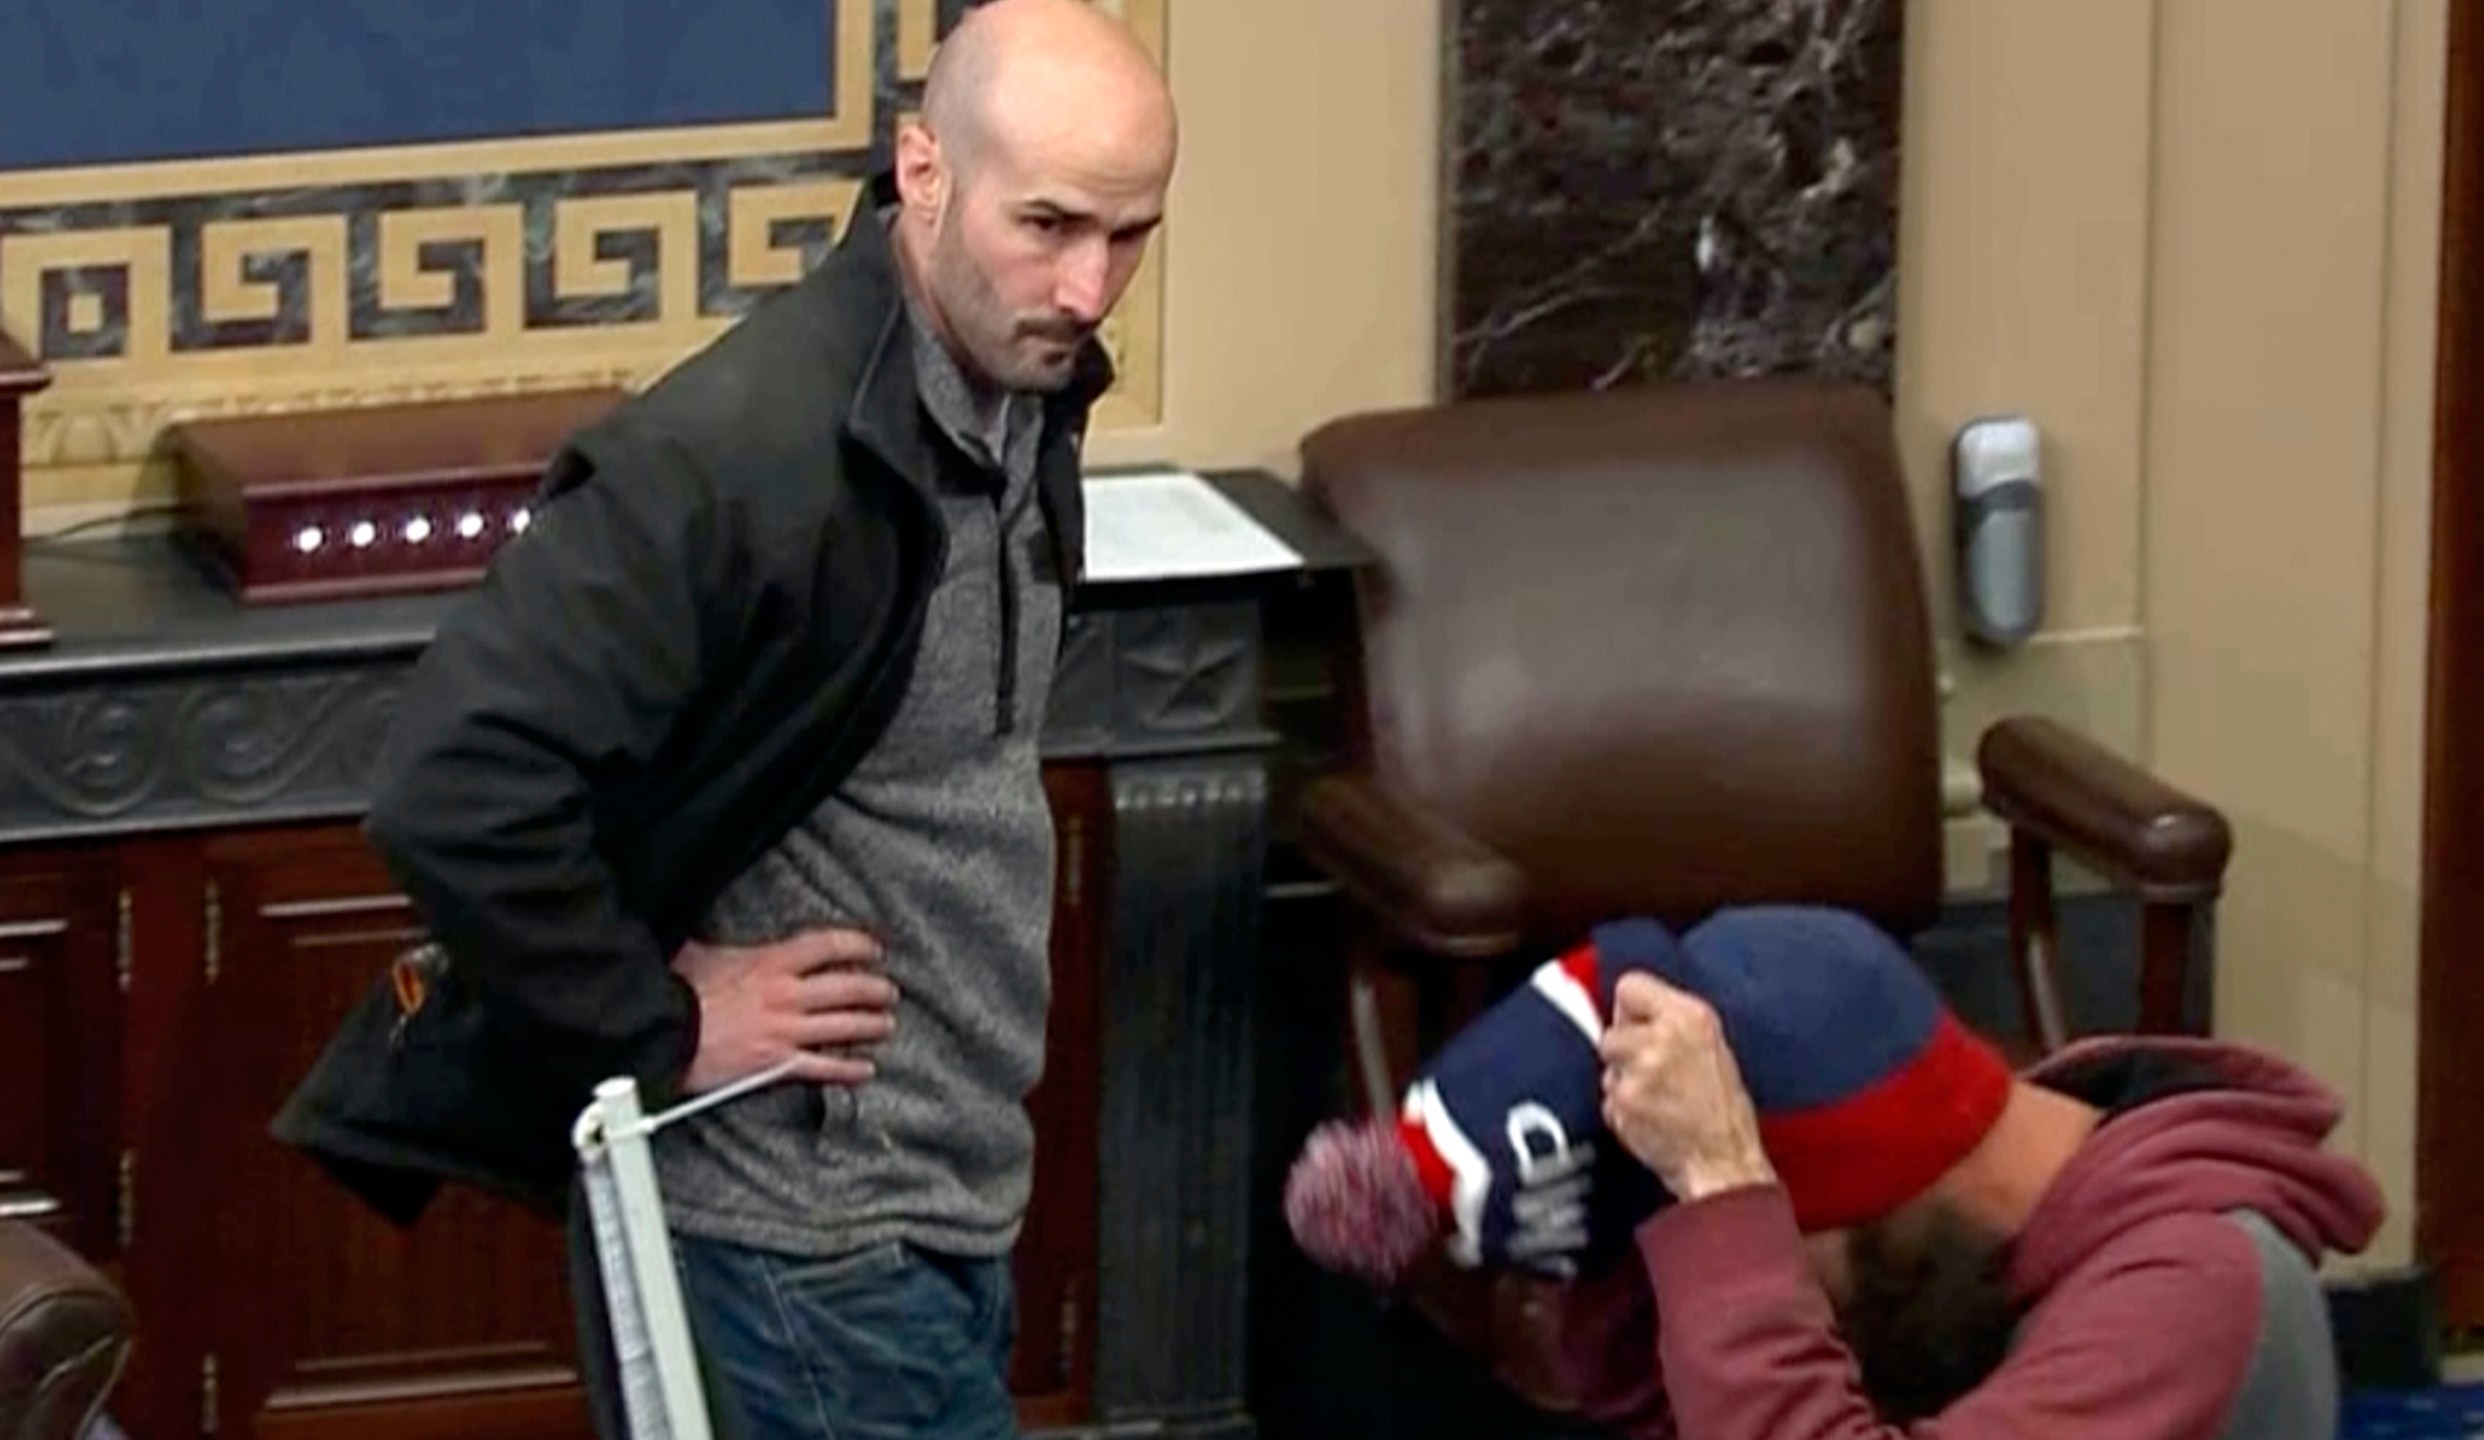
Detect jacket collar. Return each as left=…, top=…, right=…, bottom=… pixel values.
left=837, top=172, right=1117, bottom=485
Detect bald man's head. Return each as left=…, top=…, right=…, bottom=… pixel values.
left=891, top=0, right=1178, bottom=392
left=921, top=0, right=1172, bottom=173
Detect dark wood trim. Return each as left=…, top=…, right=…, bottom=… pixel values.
left=0, top=331, right=51, bottom=650
left=2418, top=0, right=2484, bottom=1329
left=1011, top=762, right=1109, bottom=1425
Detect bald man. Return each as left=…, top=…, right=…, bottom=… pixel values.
left=280, top=3, right=1178, bottom=1437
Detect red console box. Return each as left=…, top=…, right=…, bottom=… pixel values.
left=171, top=387, right=628, bottom=604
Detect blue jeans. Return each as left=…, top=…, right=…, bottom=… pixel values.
left=673, top=1234, right=1018, bottom=1440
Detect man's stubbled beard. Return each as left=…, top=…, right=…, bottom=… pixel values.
left=1832, top=1203, right=2024, bottom=1424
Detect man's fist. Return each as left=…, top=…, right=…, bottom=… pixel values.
left=1597, top=971, right=1777, bottom=1203
left=673, top=927, right=898, bottom=1093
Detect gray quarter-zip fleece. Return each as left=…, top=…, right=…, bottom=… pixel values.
left=654, top=244, right=1062, bottom=1262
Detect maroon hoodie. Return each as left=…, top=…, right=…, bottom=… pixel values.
left=1557, top=1037, right=2387, bottom=1440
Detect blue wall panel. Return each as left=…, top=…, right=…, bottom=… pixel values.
left=0, top=0, right=835, bottom=171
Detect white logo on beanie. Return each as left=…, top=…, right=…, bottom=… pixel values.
left=1505, top=1102, right=1594, bottom=1274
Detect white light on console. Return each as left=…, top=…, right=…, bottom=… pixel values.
left=293, top=525, right=325, bottom=555
left=403, top=516, right=434, bottom=545
left=349, top=520, right=379, bottom=549
left=510, top=507, right=532, bottom=534
left=457, top=512, right=486, bottom=540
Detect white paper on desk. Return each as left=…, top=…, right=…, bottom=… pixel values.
left=1081, top=469, right=1304, bottom=582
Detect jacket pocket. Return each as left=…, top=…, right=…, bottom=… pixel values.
left=270, top=949, right=578, bottom=1222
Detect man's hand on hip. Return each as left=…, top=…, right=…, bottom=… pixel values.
left=1598, top=972, right=1778, bottom=1204
left=673, top=927, right=897, bottom=1092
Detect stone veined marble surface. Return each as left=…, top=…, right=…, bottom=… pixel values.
left=1446, top=0, right=1903, bottom=398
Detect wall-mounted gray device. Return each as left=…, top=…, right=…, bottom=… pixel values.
left=1953, top=415, right=2043, bottom=647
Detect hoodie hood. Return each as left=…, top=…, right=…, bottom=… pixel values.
left=2005, top=1037, right=2385, bottom=1300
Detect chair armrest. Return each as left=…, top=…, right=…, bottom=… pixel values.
left=1978, top=716, right=2233, bottom=902
left=1297, top=773, right=1528, bottom=959
left=0, top=1220, right=133, bottom=1440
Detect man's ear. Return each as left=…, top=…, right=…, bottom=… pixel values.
left=894, top=120, right=946, bottom=219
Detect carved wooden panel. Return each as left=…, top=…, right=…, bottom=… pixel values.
left=0, top=853, right=117, bottom=1255
left=196, top=824, right=588, bottom=1440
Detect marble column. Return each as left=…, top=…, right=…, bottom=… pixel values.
left=1445, top=0, right=1905, bottom=399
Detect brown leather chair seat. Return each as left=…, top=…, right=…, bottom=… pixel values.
left=0, top=1223, right=132, bottom=1440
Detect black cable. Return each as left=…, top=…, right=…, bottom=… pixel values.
left=23, top=502, right=184, bottom=548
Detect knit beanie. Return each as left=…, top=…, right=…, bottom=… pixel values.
left=1398, top=940, right=1673, bottom=1276
left=1605, top=905, right=2016, bottom=1233
left=1284, top=906, right=2016, bottom=1283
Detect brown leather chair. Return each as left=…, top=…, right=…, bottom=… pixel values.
left=1291, top=377, right=2231, bottom=1409
left=0, top=1223, right=132, bottom=1440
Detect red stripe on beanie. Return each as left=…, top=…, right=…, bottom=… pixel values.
left=1398, top=1113, right=1457, bottom=1212
left=1560, top=943, right=1604, bottom=1019
left=1757, top=1012, right=2014, bottom=1233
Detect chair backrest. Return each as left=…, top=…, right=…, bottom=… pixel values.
left=1299, top=377, right=1944, bottom=942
